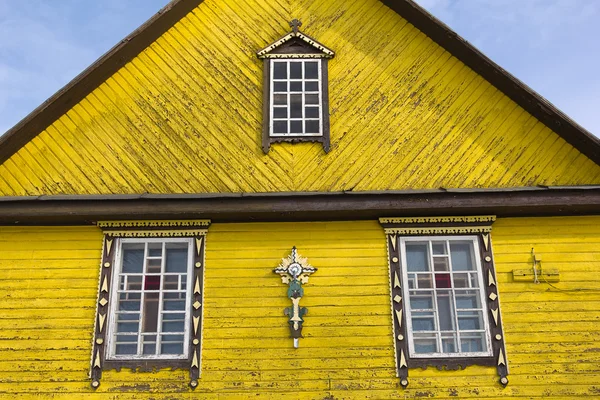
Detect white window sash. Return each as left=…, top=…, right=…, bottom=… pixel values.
left=269, top=58, right=323, bottom=137
left=400, top=235, right=493, bottom=358
left=106, top=237, right=194, bottom=361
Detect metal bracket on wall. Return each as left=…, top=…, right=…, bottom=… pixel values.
left=273, top=247, right=317, bottom=348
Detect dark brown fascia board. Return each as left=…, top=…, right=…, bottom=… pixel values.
left=1, top=187, right=599, bottom=225
left=1, top=0, right=599, bottom=167
left=0, top=0, right=205, bottom=164
left=381, top=0, right=600, bottom=165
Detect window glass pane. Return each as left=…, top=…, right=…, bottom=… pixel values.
left=273, top=81, right=287, bottom=92
left=117, top=321, right=139, bottom=333
left=290, top=94, right=302, bottom=118
left=406, top=243, right=429, bottom=272
left=435, top=273, right=451, bottom=288
left=273, top=121, right=287, bottom=134
left=148, top=243, right=162, bottom=257
left=116, top=344, right=137, bottom=355
left=453, top=273, right=469, bottom=288
left=436, top=290, right=455, bottom=331
left=273, top=107, right=287, bottom=118
left=458, top=311, right=484, bottom=330
left=118, top=296, right=141, bottom=311
left=162, top=313, right=185, bottom=332
left=305, top=81, right=319, bottom=91
left=290, top=62, right=302, bottom=79
left=432, top=242, right=447, bottom=255
left=442, top=334, right=457, bottom=353
left=126, top=276, right=142, bottom=290
left=142, top=335, right=157, bottom=355
left=433, top=257, right=449, bottom=271
left=144, top=275, right=161, bottom=290
left=450, top=242, right=475, bottom=271
left=146, top=258, right=161, bottom=274
left=409, top=291, right=433, bottom=310
left=414, top=333, right=437, bottom=354
left=455, top=290, right=481, bottom=309
left=161, top=334, right=184, bottom=354
left=305, top=94, right=319, bottom=104
left=461, top=332, right=487, bottom=353
left=163, top=275, right=179, bottom=291
left=290, top=120, right=303, bottom=133
left=273, top=62, right=287, bottom=79
left=416, top=274, right=432, bottom=289
left=116, top=334, right=137, bottom=342
left=163, top=296, right=186, bottom=311
left=290, top=81, right=303, bottom=92
left=305, top=120, right=319, bottom=134
left=122, top=245, right=144, bottom=273
left=305, top=107, right=319, bottom=118
left=166, top=244, right=188, bottom=273
left=161, top=342, right=184, bottom=355
left=305, top=62, right=318, bottom=79
left=142, top=292, right=159, bottom=332
left=412, top=316, right=435, bottom=331
left=273, top=94, right=287, bottom=105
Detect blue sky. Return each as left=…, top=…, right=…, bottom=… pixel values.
left=0, top=0, right=599, bottom=137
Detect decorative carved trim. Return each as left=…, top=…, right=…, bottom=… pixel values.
left=90, top=220, right=211, bottom=388
left=98, top=229, right=208, bottom=237
left=380, top=216, right=508, bottom=387
left=189, top=234, right=206, bottom=389
left=90, top=234, right=116, bottom=388
left=98, top=220, right=210, bottom=228
left=380, top=216, right=496, bottom=224
left=258, top=20, right=333, bottom=154
left=384, top=226, right=492, bottom=235
left=261, top=53, right=331, bottom=59
left=273, top=247, right=317, bottom=348
left=479, top=234, right=509, bottom=386
left=384, top=234, right=409, bottom=387
left=257, top=29, right=334, bottom=58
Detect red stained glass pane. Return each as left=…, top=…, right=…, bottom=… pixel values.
left=435, top=273, right=452, bottom=288
left=144, top=275, right=161, bottom=290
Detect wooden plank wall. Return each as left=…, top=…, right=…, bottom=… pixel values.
left=2, top=0, right=600, bottom=196
left=0, top=218, right=599, bottom=398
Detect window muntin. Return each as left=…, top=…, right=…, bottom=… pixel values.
left=107, top=238, right=193, bottom=360
left=401, top=236, right=492, bottom=358
left=270, top=59, right=322, bottom=137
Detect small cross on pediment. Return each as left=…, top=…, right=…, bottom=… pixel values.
left=289, top=19, right=302, bottom=33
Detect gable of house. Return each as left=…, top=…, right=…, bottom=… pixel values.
left=0, top=0, right=599, bottom=197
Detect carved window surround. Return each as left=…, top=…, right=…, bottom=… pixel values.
left=379, top=216, right=508, bottom=388
left=90, top=219, right=210, bottom=389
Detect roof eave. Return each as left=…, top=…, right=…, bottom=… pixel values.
left=1, top=186, right=599, bottom=225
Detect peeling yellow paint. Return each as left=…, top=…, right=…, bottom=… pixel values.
left=0, top=217, right=599, bottom=397
left=0, top=0, right=599, bottom=196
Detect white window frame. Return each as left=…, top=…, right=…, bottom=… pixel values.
left=400, top=235, right=493, bottom=359
left=105, top=237, right=194, bottom=361
left=269, top=58, right=323, bottom=138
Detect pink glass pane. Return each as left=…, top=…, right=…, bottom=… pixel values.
left=435, top=273, right=452, bottom=288
left=144, top=275, right=161, bottom=290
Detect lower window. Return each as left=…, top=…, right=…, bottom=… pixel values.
left=379, top=216, right=509, bottom=387
left=90, top=220, right=210, bottom=389
left=107, top=238, right=193, bottom=360
left=401, top=237, right=491, bottom=358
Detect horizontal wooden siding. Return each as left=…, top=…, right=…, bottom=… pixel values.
left=0, top=217, right=598, bottom=398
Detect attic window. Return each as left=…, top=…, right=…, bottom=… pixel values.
left=257, top=19, right=335, bottom=154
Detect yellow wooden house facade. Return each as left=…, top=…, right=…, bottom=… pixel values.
left=1, top=0, right=599, bottom=398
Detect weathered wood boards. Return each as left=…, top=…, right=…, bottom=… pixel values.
left=0, top=218, right=599, bottom=397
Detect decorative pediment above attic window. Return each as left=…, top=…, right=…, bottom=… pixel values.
left=257, top=19, right=335, bottom=154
